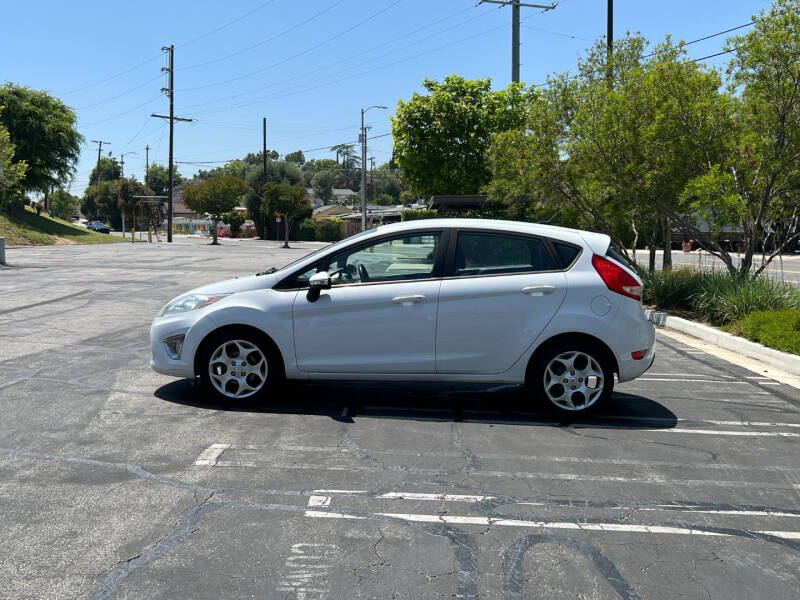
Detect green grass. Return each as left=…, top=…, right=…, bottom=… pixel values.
left=731, top=309, right=800, bottom=355
left=0, top=206, right=124, bottom=246
left=641, top=268, right=800, bottom=325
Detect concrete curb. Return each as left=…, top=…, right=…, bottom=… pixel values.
left=644, top=309, right=800, bottom=376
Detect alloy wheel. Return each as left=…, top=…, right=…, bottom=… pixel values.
left=208, top=339, right=268, bottom=399
left=543, top=350, right=604, bottom=411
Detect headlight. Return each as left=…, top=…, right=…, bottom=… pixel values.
left=157, top=293, right=230, bottom=317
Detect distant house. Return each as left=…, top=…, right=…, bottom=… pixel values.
left=332, top=188, right=359, bottom=205
left=312, top=204, right=351, bottom=221
left=172, top=179, right=202, bottom=219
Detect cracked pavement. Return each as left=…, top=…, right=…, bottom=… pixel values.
left=1, top=238, right=799, bottom=599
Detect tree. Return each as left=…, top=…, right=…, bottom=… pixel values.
left=667, top=0, right=800, bottom=278
left=145, top=163, right=184, bottom=197
left=373, top=163, right=404, bottom=201
left=0, top=109, right=26, bottom=211
left=285, top=150, right=305, bottom=165
left=374, top=192, right=394, bottom=206
left=117, top=178, right=153, bottom=241
left=311, top=169, right=335, bottom=204
left=393, top=75, right=537, bottom=198
left=81, top=180, right=120, bottom=226
left=183, top=175, right=251, bottom=245
left=49, top=189, right=80, bottom=220
left=262, top=182, right=311, bottom=248
left=89, top=157, right=122, bottom=186
left=0, top=84, right=83, bottom=208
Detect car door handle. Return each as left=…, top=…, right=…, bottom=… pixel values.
left=521, top=285, right=557, bottom=297
left=392, top=295, right=426, bottom=305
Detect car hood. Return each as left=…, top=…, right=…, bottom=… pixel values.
left=190, top=273, right=278, bottom=296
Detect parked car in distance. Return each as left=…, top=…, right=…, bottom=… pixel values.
left=87, top=221, right=110, bottom=234
left=150, top=219, right=655, bottom=414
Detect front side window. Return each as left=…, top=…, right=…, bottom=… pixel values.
left=327, top=232, right=442, bottom=285
left=454, top=232, right=556, bottom=276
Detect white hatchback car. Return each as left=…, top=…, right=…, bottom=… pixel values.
left=151, top=219, right=655, bottom=413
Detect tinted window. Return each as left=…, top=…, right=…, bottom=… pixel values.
left=553, top=242, right=580, bottom=267
left=454, top=233, right=556, bottom=276
left=605, top=246, right=634, bottom=269
left=328, top=232, right=441, bottom=284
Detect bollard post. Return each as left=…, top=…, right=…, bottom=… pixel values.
left=0, top=236, right=5, bottom=265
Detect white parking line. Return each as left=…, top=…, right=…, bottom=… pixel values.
left=377, top=492, right=494, bottom=502
left=640, top=428, right=799, bottom=438
left=193, top=443, right=230, bottom=466
left=304, top=509, right=800, bottom=541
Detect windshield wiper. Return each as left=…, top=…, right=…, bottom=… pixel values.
left=256, top=267, right=277, bottom=276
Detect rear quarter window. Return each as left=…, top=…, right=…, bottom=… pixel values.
left=552, top=242, right=581, bottom=268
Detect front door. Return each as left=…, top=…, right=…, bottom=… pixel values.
left=293, top=231, right=444, bottom=373
left=436, top=230, right=568, bottom=374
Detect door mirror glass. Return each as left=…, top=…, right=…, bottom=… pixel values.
left=306, top=271, right=331, bottom=302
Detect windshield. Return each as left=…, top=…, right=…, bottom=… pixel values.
left=266, top=228, right=375, bottom=274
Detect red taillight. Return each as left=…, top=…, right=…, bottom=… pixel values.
left=592, top=254, right=642, bottom=301
left=631, top=349, right=647, bottom=360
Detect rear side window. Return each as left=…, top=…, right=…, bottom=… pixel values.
left=605, top=246, right=634, bottom=269
left=454, top=232, right=556, bottom=276
left=553, top=242, right=581, bottom=267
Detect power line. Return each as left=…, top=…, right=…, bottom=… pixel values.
left=75, top=74, right=163, bottom=110
left=178, top=0, right=280, bottom=49
left=521, top=25, right=591, bottom=41
left=180, top=0, right=347, bottom=71
left=79, top=95, right=163, bottom=127
left=179, top=0, right=405, bottom=92
left=58, top=54, right=163, bottom=96
left=179, top=4, right=494, bottom=113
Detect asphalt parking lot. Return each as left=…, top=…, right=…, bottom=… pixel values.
left=1, top=238, right=799, bottom=600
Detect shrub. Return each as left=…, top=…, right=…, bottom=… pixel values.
left=401, top=209, right=438, bottom=221
left=642, top=269, right=800, bottom=325
left=731, top=309, right=800, bottom=355
left=315, top=219, right=341, bottom=242
left=298, top=218, right=316, bottom=241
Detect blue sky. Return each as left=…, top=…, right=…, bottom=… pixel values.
left=1, top=0, right=772, bottom=196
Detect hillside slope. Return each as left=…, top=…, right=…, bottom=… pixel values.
left=0, top=207, right=123, bottom=246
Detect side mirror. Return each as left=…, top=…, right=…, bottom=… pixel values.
left=306, top=271, right=331, bottom=302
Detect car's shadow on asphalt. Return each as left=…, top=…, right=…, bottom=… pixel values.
left=154, top=379, right=678, bottom=429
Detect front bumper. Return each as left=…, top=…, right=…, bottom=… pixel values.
left=149, top=311, right=210, bottom=378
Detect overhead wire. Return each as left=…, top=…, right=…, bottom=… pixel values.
left=178, top=0, right=405, bottom=92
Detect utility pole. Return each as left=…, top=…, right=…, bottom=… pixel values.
left=91, top=140, right=110, bottom=181
left=607, top=0, right=613, bottom=59
left=369, top=156, right=375, bottom=203
left=152, top=44, right=192, bottom=243
left=479, top=1, right=557, bottom=82
left=263, top=117, right=267, bottom=176
left=145, top=145, right=149, bottom=180
left=360, top=105, right=387, bottom=231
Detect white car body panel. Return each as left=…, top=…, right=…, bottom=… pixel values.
left=436, top=271, right=567, bottom=373
left=292, top=280, right=441, bottom=373
left=150, top=218, right=656, bottom=388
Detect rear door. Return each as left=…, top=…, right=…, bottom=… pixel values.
left=435, top=230, right=568, bottom=374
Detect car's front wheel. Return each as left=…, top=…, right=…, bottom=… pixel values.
left=197, top=328, right=278, bottom=402
left=530, top=341, right=614, bottom=414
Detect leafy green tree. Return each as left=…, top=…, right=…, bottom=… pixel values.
left=311, top=169, right=335, bottom=204
left=145, top=163, right=184, bottom=197
left=183, top=175, right=251, bottom=245
left=49, top=189, right=80, bottom=220
left=224, top=210, right=246, bottom=236
left=0, top=110, right=26, bottom=211
left=89, top=157, right=122, bottom=185
left=285, top=150, right=305, bottom=165
left=262, top=182, right=311, bottom=248
left=669, top=0, right=800, bottom=278
left=117, top=178, right=153, bottom=240
left=393, top=75, right=537, bottom=198
left=0, top=84, right=83, bottom=208
left=81, top=180, right=120, bottom=226
left=374, top=192, right=394, bottom=206
left=373, top=163, right=404, bottom=201
left=399, top=190, right=416, bottom=205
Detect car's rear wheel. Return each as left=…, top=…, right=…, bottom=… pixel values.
left=530, top=341, right=614, bottom=414
left=197, top=328, right=278, bottom=402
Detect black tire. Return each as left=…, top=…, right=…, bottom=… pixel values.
left=529, top=340, right=614, bottom=415
left=196, top=327, right=281, bottom=404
